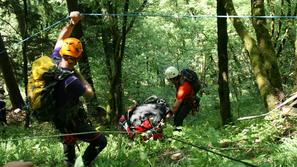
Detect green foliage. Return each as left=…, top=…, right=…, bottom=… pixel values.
left=2, top=93, right=297, bottom=166
left=272, top=136, right=297, bottom=166
left=0, top=124, right=64, bottom=166
left=217, top=114, right=297, bottom=166
left=2, top=0, right=297, bottom=166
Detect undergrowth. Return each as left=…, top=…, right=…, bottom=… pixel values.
left=1, top=94, right=297, bottom=166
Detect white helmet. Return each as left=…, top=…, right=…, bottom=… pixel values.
left=165, top=66, right=179, bottom=79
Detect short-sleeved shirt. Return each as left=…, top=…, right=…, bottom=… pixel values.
left=55, top=73, right=85, bottom=109
left=51, top=47, right=62, bottom=64
left=51, top=48, right=85, bottom=122
left=175, top=81, right=195, bottom=101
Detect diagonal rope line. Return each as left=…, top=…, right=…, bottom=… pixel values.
left=167, top=136, right=258, bottom=167
left=1, top=129, right=258, bottom=166
left=1, top=13, right=296, bottom=55
left=8, top=130, right=253, bottom=166
left=15, top=17, right=69, bottom=45
left=0, top=16, right=69, bottom=55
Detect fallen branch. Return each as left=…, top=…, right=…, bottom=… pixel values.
left=237, top=113, right=268, bottom=121
left=274, top=92, right=297, bottom=110
left=237, top=92, right=297, bottom=121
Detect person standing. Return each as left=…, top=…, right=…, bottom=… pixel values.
left=51, top=11, right=107, bottom=167
left=165, top=66, right=199, bottom=129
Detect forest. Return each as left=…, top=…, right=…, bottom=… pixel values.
left=1, top=0, right=297, bottom=166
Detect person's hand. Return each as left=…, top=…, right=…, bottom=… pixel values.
left=69, top=11, right=81, bottom=25
left=166, top=110, right=173, bottom=118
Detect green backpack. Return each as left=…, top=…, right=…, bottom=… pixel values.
left=27, top=56, right=72, bottom=122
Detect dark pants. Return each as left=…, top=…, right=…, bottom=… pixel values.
left=55, top=117, right=107, bottom=166
left=63, top=132, right=107, bottom=166
left=173, top=102, right=191, bottom=127
left=0, top=109, right=6, bottom=125
left=0, top=101, right=6, bottom=125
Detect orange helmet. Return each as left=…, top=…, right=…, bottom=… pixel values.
left=59, top=38, right=83, bottom=59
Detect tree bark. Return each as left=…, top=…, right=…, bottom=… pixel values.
left=101, top=0, right=126, bottom=124
left=0, top=33, right=24, bottom=109
left=294, top=29, right=297, bottom=91
left=10, top=0, right=29, bottom=95
left=100, top=0, right=147, bottom=124
left=251, top=0, right=282, bottom=90
left=225, top=0, right=281, bottom=110
left=66, top=0, right=101, bottom=121
left=217, top=0, right=232, bottom=125
left=23, top=0, right=28, bottom=96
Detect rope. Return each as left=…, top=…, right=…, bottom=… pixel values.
left=0, top=130, right=127, bottom=142
left=1, top=12, right=296, bottom=55
left=167, top=136, right=258, bottom=167
left=82, top=13, right=297, bottom=19
left=1, top=128, right=257, bottom=166
left=0, top=12, right=283, bottom=166
left=0, top=16, right=68, bottom=55
left=16, top=17, right=69, bottom=45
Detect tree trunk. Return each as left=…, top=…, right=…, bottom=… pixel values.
left=0, top=33, right=24, bottom=108
left=101, top=33, right=124, bottom=124
left=217, top=0, right=232, bottom=125
left=66, top=0, right=101, bottom=121
left=10, top=0, right=29, bottom=95
left=23, top=0, right=30, bottom=128
left=22, top=0, right=28, bottom=96
left=101, top=30, right=116, bottom=124
left=225, top=0, right=281, bottom=111
left=294, top=29, right=297, bottom=91
left=100, top=0, right=147, bottom=124
left=290, top=2, right=297, bottom=91
left=101, top=1, right=126, bottom=124
left=251, top=0, right=282, bottom=90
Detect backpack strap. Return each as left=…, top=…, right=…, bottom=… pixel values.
left=64, top=75, right=78, bottom=89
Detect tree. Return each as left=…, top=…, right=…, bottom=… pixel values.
left=66, top=0, right=100, bottom=121
left=99, top=0, right=148, bottom=123
left=0, top=33, right=24, bottom=108
left=11, top=0, right=29, bottom=95
left=217, top=0, right=232, bottom=125
left=9, top=0, right=29, bottom=95
left=295, top=31, right=297, bottom=90
left=225, top=0, right=283, bottom=111
left=22, top=0, right=29, bottom=95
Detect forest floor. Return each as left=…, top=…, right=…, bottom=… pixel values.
left=1, top=94, right=297, bottom=166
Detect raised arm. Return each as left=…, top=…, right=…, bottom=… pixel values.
left=54, top=11, right=81, bottom=49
